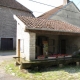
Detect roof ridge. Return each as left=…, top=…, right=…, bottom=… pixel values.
left=0, top=0, right=32, bottom=13
left=18, top=15, right=62, bottom=21
left=38, top=5, right=63, bottom=19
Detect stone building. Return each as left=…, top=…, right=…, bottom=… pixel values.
left=0, top=0, right=34, bottom=50
left=14, top=16, right=80, bottom=61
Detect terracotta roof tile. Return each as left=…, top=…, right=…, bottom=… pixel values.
left=17, top=16, right=80, bottom=33
left=38, top=5, right=63, bottom=19
left=0, top=0, right=32, bottom=12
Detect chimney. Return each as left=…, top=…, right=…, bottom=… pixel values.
left=63, top=0, right=70, bottom=5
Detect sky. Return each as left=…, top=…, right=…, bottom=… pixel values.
left=16, top=0, right=80, bottom=17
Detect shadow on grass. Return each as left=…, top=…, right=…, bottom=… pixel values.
left=28, top=63, right=80, bottom=74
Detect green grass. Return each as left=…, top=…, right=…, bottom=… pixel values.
left=3, top=60, right=80, bottom=80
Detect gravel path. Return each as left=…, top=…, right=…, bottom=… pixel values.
left=0, top=68, right=23, bottom=80
left=0, top=51, right=24, bottom=80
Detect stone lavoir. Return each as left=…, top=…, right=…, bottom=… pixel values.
left=14, top=15, right=80, bottom=69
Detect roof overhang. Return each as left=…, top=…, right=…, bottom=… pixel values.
left=25, top=28, right=80, bottom=36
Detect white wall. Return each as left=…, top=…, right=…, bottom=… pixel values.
left=16, top=17, right=36, bottom=61
left=17, top=21, right=30, bottom=61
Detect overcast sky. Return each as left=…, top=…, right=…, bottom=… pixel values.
left=16, top=0, right=80, bottom=17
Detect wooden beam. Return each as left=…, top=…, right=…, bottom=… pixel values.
left=28, top=30, right=80, bottom=36
left=18, top=39, right=20, bottom=62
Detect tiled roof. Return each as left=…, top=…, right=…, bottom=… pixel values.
left=0, top=0, right=32, bottom=12
left=17, top=16, right=80, bottom=33
left=38, top=5, right=63, bottom=19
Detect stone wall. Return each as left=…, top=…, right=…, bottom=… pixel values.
left=65, top=36, right=80, bottom=54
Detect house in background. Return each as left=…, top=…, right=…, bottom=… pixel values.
left=38, top=0, right=80, bottom=27
left=14, top=15, right=80, bottom=61
left=0, top=0, right=34, bottom=50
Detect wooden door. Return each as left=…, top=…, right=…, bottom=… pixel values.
left=1, top=38, right=13, bottom=50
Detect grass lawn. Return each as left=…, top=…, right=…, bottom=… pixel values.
left=3, top=60, right=80, bottom=80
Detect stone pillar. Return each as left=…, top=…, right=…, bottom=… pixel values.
left=76, top=62, right=79, bottom=66
left=30, top=32, right=36, bottom=60
left=59, top=64, right=63, bottom=68
left=0, top=38, right=1, bottom=49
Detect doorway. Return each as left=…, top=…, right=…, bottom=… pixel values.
left=1, top=38, right=13, bottom=50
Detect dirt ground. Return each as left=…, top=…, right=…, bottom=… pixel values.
left=0, top=51, right=24, bottom=80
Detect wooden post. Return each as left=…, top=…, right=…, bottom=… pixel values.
left=18, top=39, right=20, bottom=62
